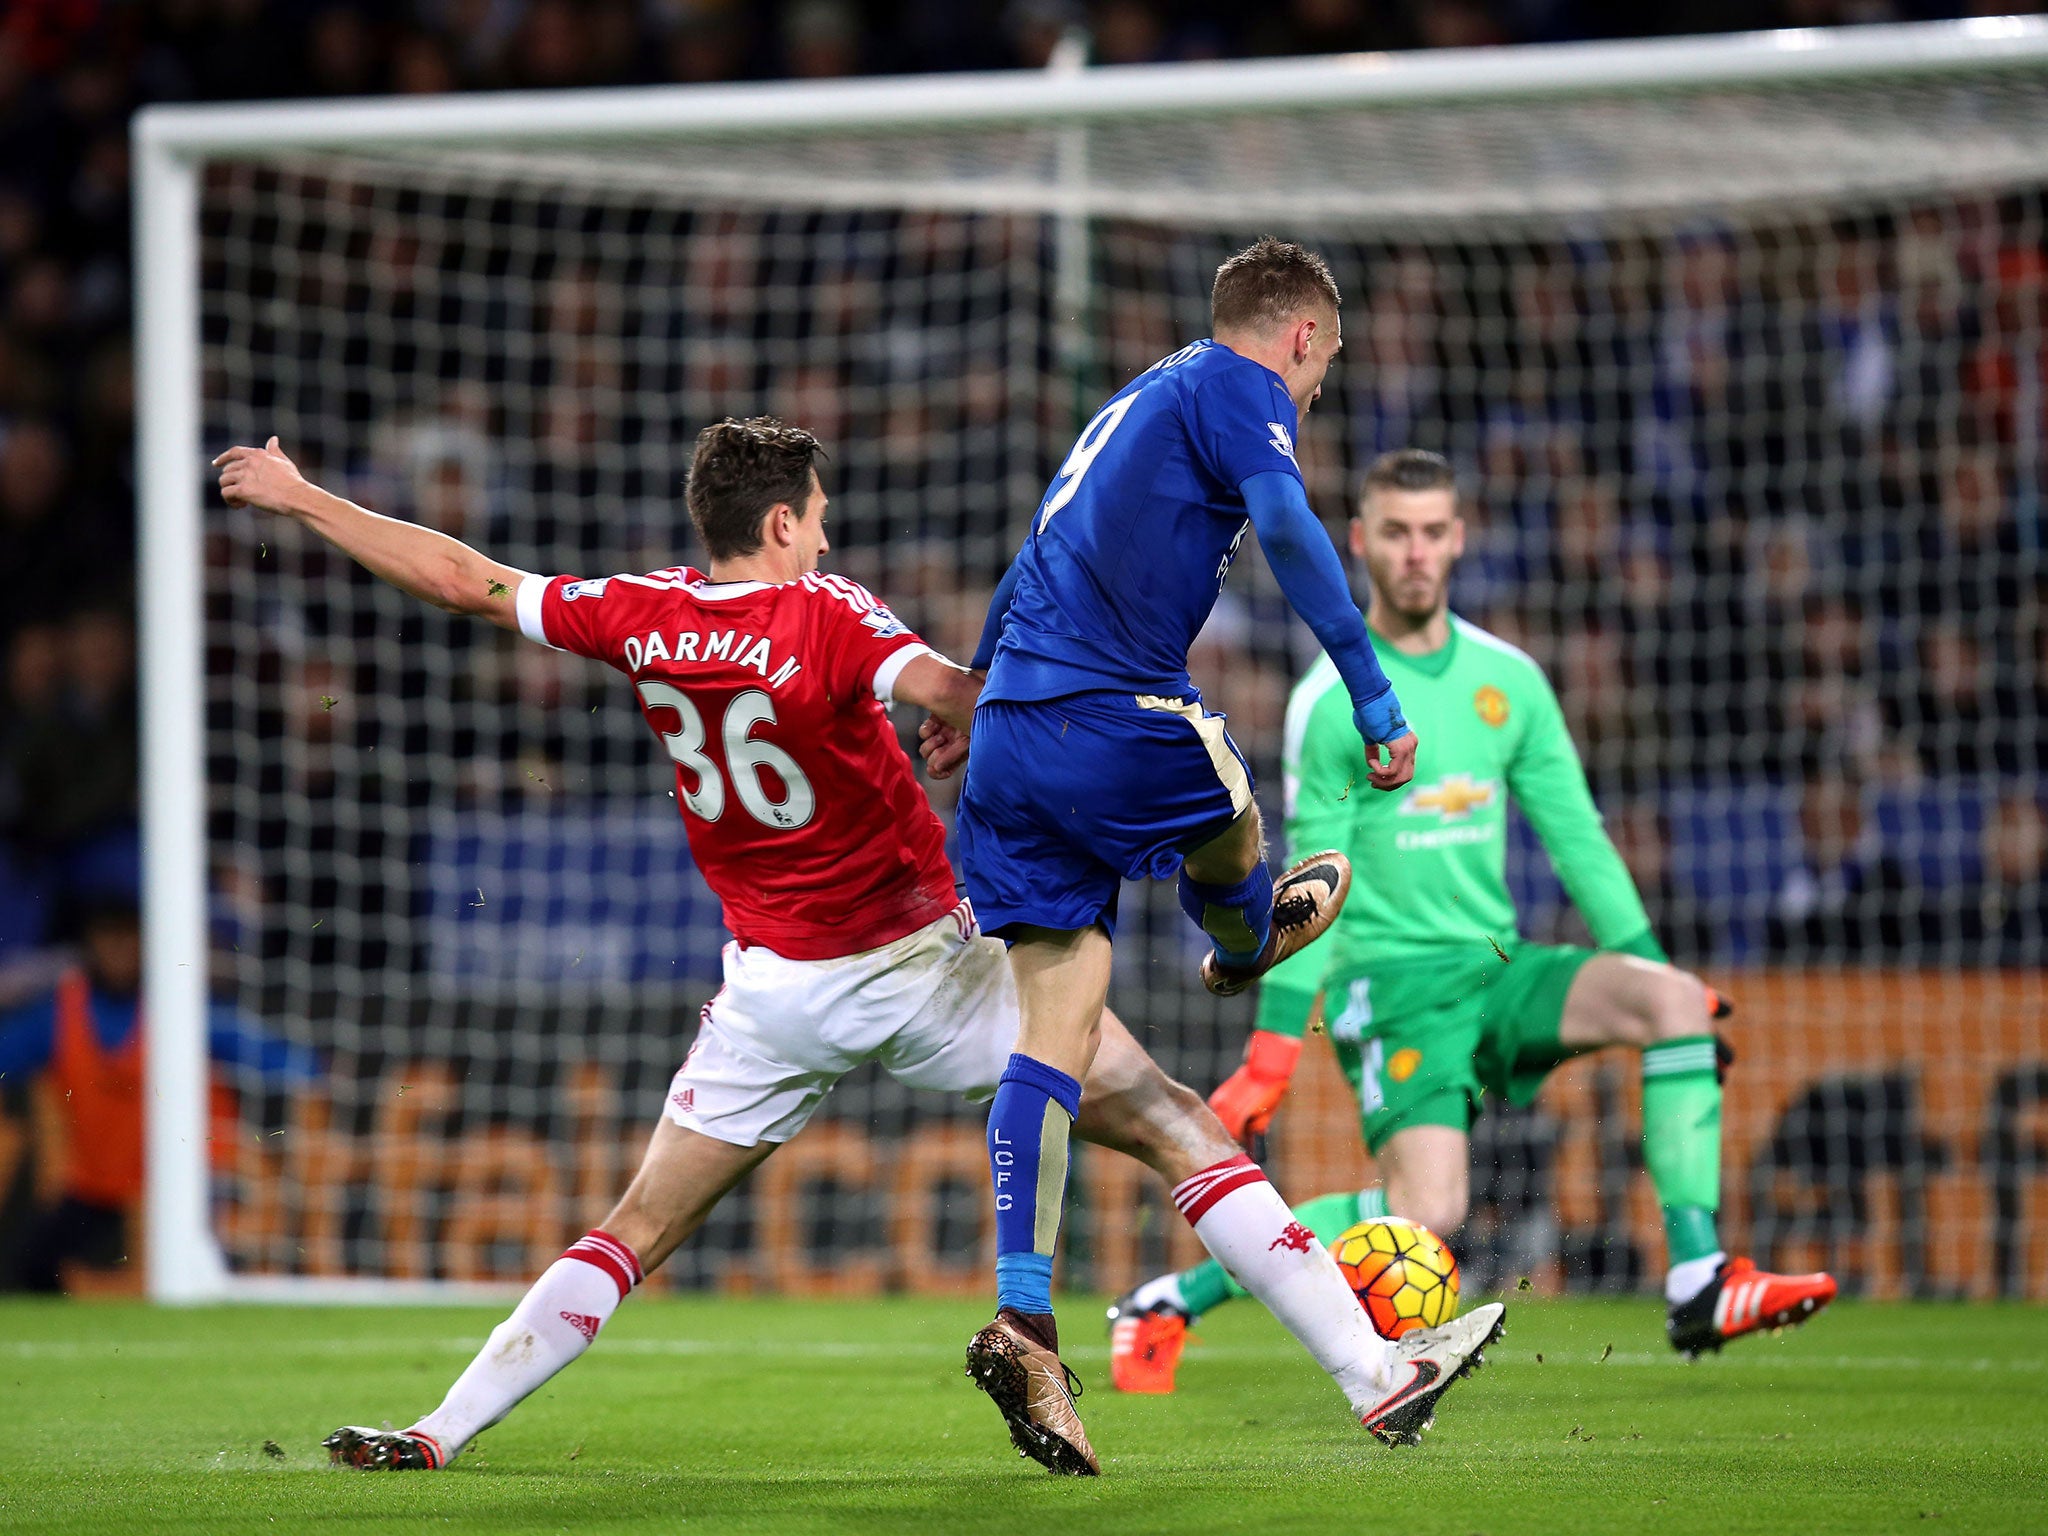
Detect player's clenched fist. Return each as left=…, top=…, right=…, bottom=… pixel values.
left=1207, top=1028, right=1304, bottom=1144
left=213, top=436, right=309, bottom=516
left=918, top=715, right=970, bottom=780
left=1354, top=691, right=1417, bottom=791
left=1367, top=730, right=1417, bottom=791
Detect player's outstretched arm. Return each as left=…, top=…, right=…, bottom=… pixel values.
left=214, top=437, right=528, bottom=630
left=1242, top=470, right=1416, bottom=790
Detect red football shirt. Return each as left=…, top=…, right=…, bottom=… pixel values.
left=517, top=566, right=959, bottom=960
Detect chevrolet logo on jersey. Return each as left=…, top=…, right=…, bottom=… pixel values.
left=1267, top=421, right=1298, bottom=464
left=1401, top=774, right=1499, bottom=822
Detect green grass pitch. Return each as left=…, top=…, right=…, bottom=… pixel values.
left=1, top=1294, right=2042, bottom=1535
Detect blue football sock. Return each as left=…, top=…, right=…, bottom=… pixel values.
left=1178, top=863, right=1274, bottom=966
left=988, top=1052, right=1083, bottom=1316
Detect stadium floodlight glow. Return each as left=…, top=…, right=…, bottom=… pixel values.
left=137, top=19, right=2048, bottom=1303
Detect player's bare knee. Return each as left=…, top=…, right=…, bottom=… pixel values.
left=1383, top=1167, right=1467, bottom=1237
left=1401, top=1188, right=1469, bottom=1237
left=1644, top=965, right=1709, bottom=1042
left=1081, top=1012, right=1104, bottom=1062
left=1427, top=1191, right=1473, bottom=1235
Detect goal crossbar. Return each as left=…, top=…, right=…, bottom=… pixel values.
left=134, top=18, right=2048, bottom=154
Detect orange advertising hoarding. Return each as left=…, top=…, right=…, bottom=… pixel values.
left=1272, top=970, right=2048, bottom=1300
left=91, top=970, right=2045, bottom=1297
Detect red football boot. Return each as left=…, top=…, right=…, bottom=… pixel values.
left=1109, top=1305, right=1189, bottom=1395
left=1667, top=1257, right=1837, bottom=1357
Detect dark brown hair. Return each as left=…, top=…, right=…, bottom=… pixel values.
left=1359, top=447, right=1457, bottom=505
left=685, top=416, right=823, bottom=560
left=1211, top=237, right=1342, bottom=334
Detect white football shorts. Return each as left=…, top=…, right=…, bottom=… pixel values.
left=663, top=900, right=1018, bottom=1146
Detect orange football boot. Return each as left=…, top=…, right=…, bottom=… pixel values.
left=1109, top=1308, right=1189, bottom=1394
left=1667, top=1256, right=1837, bottom=1356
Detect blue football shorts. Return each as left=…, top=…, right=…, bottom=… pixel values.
left=955, top=690, right=1255, bottom=938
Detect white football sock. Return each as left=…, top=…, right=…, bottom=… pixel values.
left=410, top=1230, right=643, bottom=1461
left=1172, top=1155, right=1396, bottom=1412
left=1128, top=1271, right=1190, bottom=1315
left=1666, top=1251, right=1726, bottom=1306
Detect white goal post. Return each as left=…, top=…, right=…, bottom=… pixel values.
left=135, top=18, right=2048, bottom=1303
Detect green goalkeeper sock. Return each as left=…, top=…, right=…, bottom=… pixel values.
left=1172, top=1188, right=1387, bottom=1318
left=1641, top=1034, right=1723, bottom=1265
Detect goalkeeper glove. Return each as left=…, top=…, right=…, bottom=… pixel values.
left=1208, top=1029, right=1304, bottom=1145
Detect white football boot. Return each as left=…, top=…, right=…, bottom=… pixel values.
left=1358, top=1301, right=1506, bottom=1447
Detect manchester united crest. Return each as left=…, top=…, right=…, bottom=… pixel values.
left=1474, top=684, right=1509, bottom=727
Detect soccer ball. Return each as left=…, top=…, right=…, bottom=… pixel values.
left=1330, top=1217, right=1460, bottom=1339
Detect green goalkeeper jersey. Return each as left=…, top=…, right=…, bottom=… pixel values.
left=1263, top=615, right=1659, bottom=1012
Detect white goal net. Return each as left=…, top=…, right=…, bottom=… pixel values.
left=139, top=20, right=2048, bottom=1301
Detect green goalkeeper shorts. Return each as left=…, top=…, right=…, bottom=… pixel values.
left=1324, top=941, right=1597, bottom=1152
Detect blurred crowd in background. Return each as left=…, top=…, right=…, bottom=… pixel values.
left=0, top=0, right=2042, bottom=1296
left=1, top=0, right=2045, bottom=989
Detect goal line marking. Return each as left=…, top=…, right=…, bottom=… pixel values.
left=5, top=1338, right=2040, bottom=1373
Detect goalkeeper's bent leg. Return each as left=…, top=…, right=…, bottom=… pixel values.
left=1642, top=1031, right=1727, bottom=1301
left=408, top=1122, right=771, bottom=1462
left=1563, top=957, right=1729, bottom=1303
left=1629, top=962, right=1730, bottom=1300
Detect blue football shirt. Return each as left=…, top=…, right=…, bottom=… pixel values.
left=981, top=339, right=1304, bottom=703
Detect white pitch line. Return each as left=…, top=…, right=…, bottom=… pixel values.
left=2, top=1338, right=2042, bottom=1372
